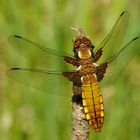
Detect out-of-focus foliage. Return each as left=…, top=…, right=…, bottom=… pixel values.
left=0, top=0, right=140, bottom=140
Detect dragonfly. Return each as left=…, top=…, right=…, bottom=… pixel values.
left=7, top=11, right=139, bottom=132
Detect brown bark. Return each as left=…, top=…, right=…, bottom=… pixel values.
left=72, top=102, right=89, bottom=140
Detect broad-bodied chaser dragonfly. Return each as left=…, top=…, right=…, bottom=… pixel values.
left=7, top=11, right=139, bottom=132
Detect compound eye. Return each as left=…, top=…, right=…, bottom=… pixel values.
left=73, top=48, right=76, bottom=53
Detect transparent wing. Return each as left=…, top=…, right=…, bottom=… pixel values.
left=7, top=68, right=72, bottom=96
left=99, top=36, right=140, bottom=86
left=8, top=35, right=73, bottom=71
left=95, top=11, right=129, bottom=64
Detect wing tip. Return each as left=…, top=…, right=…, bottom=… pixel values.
left=8, top=35, right=22, bottom=42
left=133, top=36, right=139, bottom=41
left=6, top=68, right=19, bottom=77
left=120, top=10, right=129, bottom=17
left=6, top=68, right=20, bottom=75
left=120, top=11, right=125, bottom=16
left=10, top=67, right=20, bottom=70
left=14, top=35, right=22, bottom=38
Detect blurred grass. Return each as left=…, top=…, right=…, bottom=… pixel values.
left=0, top=0, right=140, bottom=140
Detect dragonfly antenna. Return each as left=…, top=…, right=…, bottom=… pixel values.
left=70, top=27, right=86, bottom=37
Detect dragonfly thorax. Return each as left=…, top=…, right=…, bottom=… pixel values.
left=77, top=63, right=98, bottom=75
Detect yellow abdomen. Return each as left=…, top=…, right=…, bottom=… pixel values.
left=81, top=74, right=104, bottom=132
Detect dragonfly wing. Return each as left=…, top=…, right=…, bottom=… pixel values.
left=95, top=11, right=129, bottom=64
left=98, top=36, right=140, bottom=86
left=7, top=68, right=73, bottom=97
left=8, top=35, right=73, bottom=71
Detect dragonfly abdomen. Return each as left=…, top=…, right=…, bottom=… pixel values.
left=81, top=75, right=104, bottom=132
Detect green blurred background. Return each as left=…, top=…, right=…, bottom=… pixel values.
left=0, top=0, right=140, bottom=140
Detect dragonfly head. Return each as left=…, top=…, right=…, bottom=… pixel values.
left=72, top=27, right=94, bottom=59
